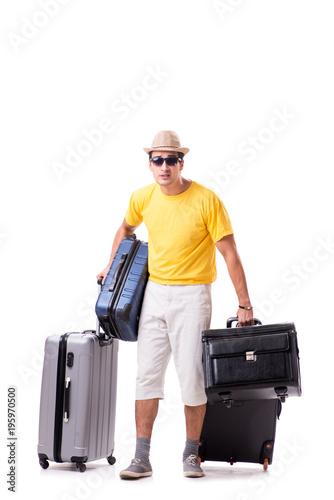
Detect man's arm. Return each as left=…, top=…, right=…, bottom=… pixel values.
left=215, top=234, right=254, bottom=326
left=96, top=218, right=139, bottom=284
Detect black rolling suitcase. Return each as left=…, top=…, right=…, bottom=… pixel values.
left=199, top=317, right=301, bottom=470
left=199, top=399, right=281, bottom=470
left=95, top=234, right=148, bottom=341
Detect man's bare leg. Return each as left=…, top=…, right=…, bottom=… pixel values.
left=184, top=403, right=206, bottom=440
left=120, top=399, right=159, bottom=479
left=136, top=399, right=159, bottom=438
left=183, top=403, right=207, bottom=477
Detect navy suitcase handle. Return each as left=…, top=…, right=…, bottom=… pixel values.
left=226, top=316, right=262, bottom=328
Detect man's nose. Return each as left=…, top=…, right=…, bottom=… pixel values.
left=160, top=160, right=169, bottom=170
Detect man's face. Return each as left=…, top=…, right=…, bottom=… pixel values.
left=148, top=151, right=184, bottom=188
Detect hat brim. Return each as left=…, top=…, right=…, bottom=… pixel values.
left=144, top=146, right=190, bottom=155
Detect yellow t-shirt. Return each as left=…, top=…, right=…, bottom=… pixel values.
left=125, top=181, right=233, bottom=285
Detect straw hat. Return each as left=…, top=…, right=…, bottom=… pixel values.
left=143, top=130, right=190, bottom=155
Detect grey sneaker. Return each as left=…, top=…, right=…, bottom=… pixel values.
left=183, top=454, right=204, bottom=478
left=119, top=458, right=153, bottom=479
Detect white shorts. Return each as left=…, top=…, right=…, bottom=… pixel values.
left=136, top=281, right=212, bottom=406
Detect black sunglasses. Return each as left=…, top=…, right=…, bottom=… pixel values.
left=150, top=156, right=181, bottom=167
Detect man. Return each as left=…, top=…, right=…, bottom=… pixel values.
left=97, top=130, right=254, bottom=479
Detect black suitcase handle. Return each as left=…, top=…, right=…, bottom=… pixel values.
left=109, top=253, right=127, bottom=292
left=63, top=377, right=71, bottom=423
left=226, top=316, right=262, bottom=328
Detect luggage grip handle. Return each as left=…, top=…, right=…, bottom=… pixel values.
left=226, top=316, right=262, bottom=328
left=96, top=280, right=113, bottom=343
left=64, top=378, right=71, bottom=423
left=109, top=253, right=127, bottom=292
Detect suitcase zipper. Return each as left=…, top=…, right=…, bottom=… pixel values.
left=109, top=240, right=142, bottom=340
left=53, top=333, right=71, bottom=463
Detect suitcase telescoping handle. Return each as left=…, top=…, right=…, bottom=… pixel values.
left=226, top=316, right=262, bottom=328
left=96, top=278, right=114, bottom=344
left=97, top=278, right=103, bottom=338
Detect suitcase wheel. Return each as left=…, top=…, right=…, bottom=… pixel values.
left=107, top=455, right=116, bottom=466
left=39, top=458, right=49, bottom=470
left=76, top=462, right=86, bottom=473
left=263, top=458, right=269, bottom=471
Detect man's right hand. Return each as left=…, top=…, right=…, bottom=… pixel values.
left=96, top=265, right=111, bottom=285
left=96, top=218, right=138, bottom=286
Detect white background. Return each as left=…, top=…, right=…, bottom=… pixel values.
left=1, top=1, right=333, bottom=499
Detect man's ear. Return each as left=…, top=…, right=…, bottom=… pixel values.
left=179, top=159, right=185, bottom=171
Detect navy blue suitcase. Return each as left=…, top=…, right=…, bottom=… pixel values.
left=95, top=234, right=148, bottom=341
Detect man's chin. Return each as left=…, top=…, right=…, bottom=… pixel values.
left=156, top=178, right=172, bottom=186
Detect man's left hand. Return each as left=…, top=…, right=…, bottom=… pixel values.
left=237, top=307, right=254, bottom=326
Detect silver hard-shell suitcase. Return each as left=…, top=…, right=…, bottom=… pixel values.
left=37, top=286, right=118, bottom=472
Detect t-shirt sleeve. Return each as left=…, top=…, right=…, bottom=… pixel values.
left=125, top=190, right=144, bottom=227
left=205, top=196, right=234, bottom=243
